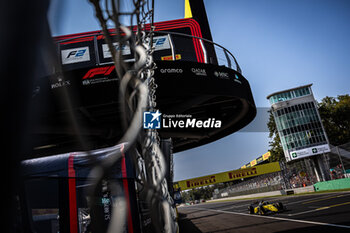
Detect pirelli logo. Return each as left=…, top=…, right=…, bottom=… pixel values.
left=161, top=54, right=181, bottom=61
left=176, top=162, right=281, bottom=191
left=228, top=168, right=257, bottom=180
left=186, top=176, right=216, bottom=188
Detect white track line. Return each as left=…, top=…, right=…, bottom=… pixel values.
left=264, top=193, right=350, bottom=206
left=287, top=201, right=350, bottom=216
left=191, top=207, right=350, bottom=229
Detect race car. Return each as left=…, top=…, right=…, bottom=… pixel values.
left=248, top=200, right=285, bottom=215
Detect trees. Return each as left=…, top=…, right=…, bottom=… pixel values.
left=267, top=110, right=285, bottom=162
left=180, top=183, right=229, bottom=202
left=181, top=186, right=215, bottom=202
left=267, top=94, right=350, bottom=162
left=318, top=95, right=350, bottom=146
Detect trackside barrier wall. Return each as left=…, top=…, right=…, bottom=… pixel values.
left=281, top=186, right=315, bottom=195
left=207, top=185, right=316, bottom=202
left=314, top=178, right=350, bottom=191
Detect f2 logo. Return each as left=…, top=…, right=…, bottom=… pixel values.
left=61, top=46, right=90, bottom=64
left=153, top=37, right=166, bottom=46
left=66, top=49, right=86, bottom=58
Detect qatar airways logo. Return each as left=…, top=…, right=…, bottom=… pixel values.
left=143, top=111, right=222, bottom=129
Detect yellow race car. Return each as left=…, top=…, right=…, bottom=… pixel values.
left=248, top=200, right=285, bottom=215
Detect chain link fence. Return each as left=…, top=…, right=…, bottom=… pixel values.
left=329, top=142, right=350, bottom=179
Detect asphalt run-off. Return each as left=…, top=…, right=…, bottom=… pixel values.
left=177, top=191, right=350, bottom=233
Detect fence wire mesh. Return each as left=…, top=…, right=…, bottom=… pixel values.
left=86, top=0, right=177, bottom=232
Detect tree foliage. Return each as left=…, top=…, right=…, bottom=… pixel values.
left=318, top=95, right=350, bottom=146
left=267, top=110, right=284, bottom=162
left=180, top=183, right=229, bottom=202
left=181, top=186, right=213, bottom=202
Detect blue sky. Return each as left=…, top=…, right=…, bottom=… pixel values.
left=49, top=0, right=350, bottom=181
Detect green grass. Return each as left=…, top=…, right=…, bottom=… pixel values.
left=300, top=188, right=350, bottom=195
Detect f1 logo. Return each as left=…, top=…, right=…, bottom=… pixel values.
left=143, top=110, right=162, bottom=129
left=82, top=66, right=114, bottom=80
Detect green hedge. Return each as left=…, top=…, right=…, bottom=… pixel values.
left=314, top=178, right=350, bottom=191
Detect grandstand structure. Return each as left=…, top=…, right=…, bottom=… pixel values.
left=213, top=143, right=350, bottom=199
left=170, top=151, right=288, bottom=200
left=175, top=146, right=350, bottom=199
left=30, top=1, right=256, bottom=157
left=174, top=161, right=281, bottom=191
left=16, top=1, right=257, bottom=233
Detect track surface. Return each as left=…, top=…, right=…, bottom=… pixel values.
left=177, top=191, right=350, bottom=233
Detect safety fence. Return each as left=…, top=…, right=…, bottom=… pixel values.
left=329, top=142, right=350, bottom=179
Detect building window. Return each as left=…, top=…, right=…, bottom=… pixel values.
left=269, top=87, right=311, bottom=104
left=277, top=101, right=327, bottom=152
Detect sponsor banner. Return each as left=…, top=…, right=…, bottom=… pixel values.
left=250, top=159, right=257, bottom=167
left=81, top=66, right=118, bottom=86
left=102, top=42, right=131, bottom=58
left=159, top=68, right=183, bottom=74
left=290, top=144, right=330, bottom=160
left=153, top=35, right=171, bottom=51
left=227, top=167, right=258, bottom=180
left=262, top=151, right=271, bottom=160
left=61, top=46, right=90, bottom=64
left=191, top=67, right=207, bottom=76
left=155, top=61, right=244, bottom=88
left=102, top=36, right=170, bottom=59
left=242, top=151, right=271, bottom=169
left=176, top=162, right=281, bottom=191
left=214, top=71, right=229, bottom=79
left=213, top=70, right=241, bottom=83
left=51, top=78, right=71, bottom=89
left=184, top=176, right=217, bottom=189
left=161, top=54, right=181, bottom=61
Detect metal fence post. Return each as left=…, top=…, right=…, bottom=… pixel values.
left=167, top=34, right=176, bottom=61
left=336, top=146, right=346, bottom=176
left=223, top=49, right=232, bottom=69
left=279, top=161, right=291, bottom=189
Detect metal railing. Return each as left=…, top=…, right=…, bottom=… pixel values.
left=153, top=30, right=242, bottom=73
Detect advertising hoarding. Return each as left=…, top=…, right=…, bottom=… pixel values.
left=176, top=162, right=281, bottom=191
left=289, top=144, right=330, bottom=160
